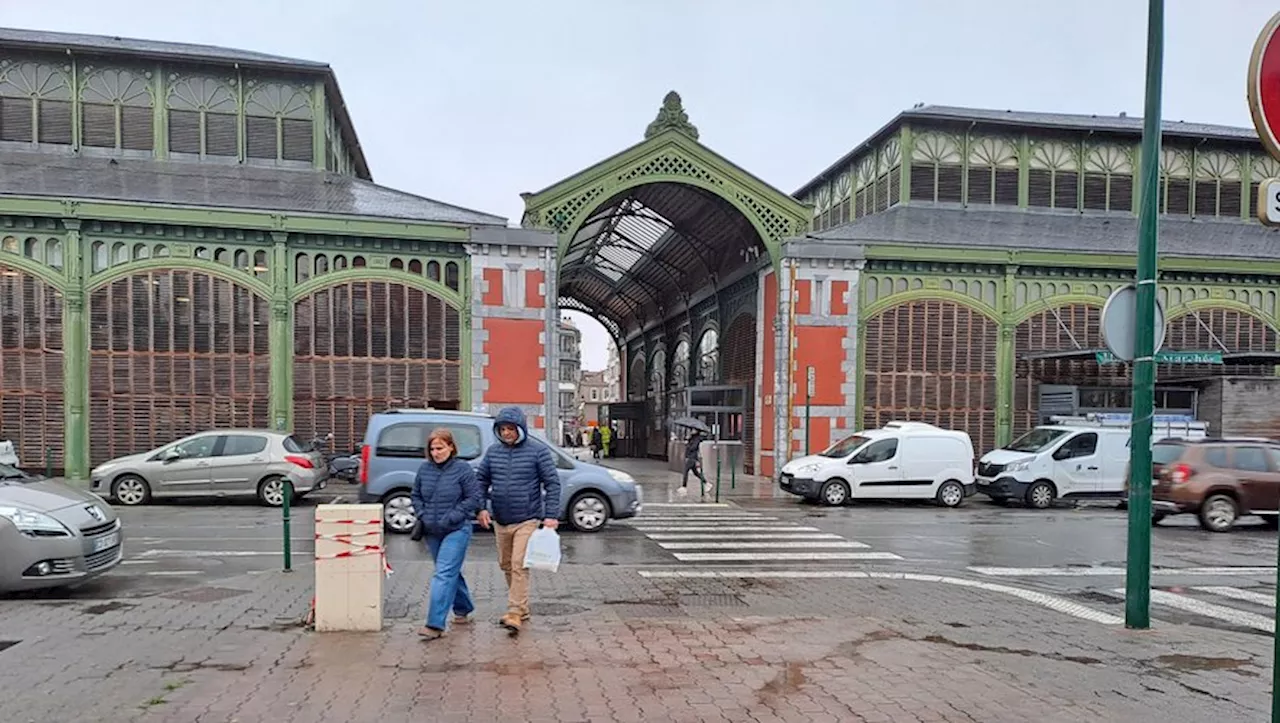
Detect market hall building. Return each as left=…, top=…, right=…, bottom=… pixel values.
left=3, top=27, right=1280, bottom=482
left=0, top=28, right=559, bottom=481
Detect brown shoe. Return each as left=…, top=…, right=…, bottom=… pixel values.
left=499, top=612, right=522, bottom=632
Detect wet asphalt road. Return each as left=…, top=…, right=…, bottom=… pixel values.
left=6, top=488, right=1277, bottom=635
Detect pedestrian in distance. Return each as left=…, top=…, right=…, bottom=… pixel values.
left=475, top=407, right=562, bottom=635
left=590, top=426, right=603, bottom=459
left=411, top=428, right=482, bottom=641
left=601, top=424, right=612, bottom=458
left=680, top=429, right=708, bottom=498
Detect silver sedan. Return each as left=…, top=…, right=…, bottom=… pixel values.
left=0, top=465, right=124, bottom=593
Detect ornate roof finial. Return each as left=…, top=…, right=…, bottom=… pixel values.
left=645, top=91, right=699, bottom=140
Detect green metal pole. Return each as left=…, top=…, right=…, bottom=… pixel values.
left=805, top=393, right=812, bottom=456
left=1124, top=0, right=1163, bottom=631
left=282, top=478, right=293, bottom=572
left=715, top=445, right=721, bottom=503
left=1274, top=529, right=1280, bottom=723
left=731, top=459, right=736, bottom=490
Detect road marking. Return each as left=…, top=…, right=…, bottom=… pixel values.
left=120, top=560, right=158, bottom=565
left=636, top=570, right=1122, bottom=625
left=644, top=533, right=845, bottom=541
left=643, top=503, right=733, bottom=508
left=1194, top=586, right=1276, bottom=608
left=671, top=551, right=902, bottom=562
left=629, top=516, right=773, bottom=522
left=1112, top=588, right=1275, bottom=633
left=970, top=566, right=1277, bottom=577
left=656, top=540, right=870, bottom=550
left=135, top=549, right=289, bottom=558
left=145, top=570, right=204, bottom=576
left=628, top=525, right=821, bottom=533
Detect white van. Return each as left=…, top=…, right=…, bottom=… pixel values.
left=778, top=422, right=976, bottom=507
left=975, top=424, right=1131, bottom=508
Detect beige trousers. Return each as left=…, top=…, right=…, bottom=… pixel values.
left=494, top=519, right=539, bottom=617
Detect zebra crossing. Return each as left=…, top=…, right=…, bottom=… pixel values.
left=969, top=566, right=1277, bottom=632
left=623, top=502, right=904, bottom=576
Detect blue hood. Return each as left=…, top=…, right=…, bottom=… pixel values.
left=494, top=406, right=528, bottom=445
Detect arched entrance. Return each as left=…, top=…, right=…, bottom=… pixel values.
left=520, top=93, right=809, bottom=472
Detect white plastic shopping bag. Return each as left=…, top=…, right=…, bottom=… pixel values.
left=523, top=527, right=562, bottom=572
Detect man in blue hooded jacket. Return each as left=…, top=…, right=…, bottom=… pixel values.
left=475, top=406, right=561, bottom=633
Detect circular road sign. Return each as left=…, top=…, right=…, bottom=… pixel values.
left=1248, top=11, right=1280, bottom=161
left=1101, top=284, right=1166, bottom=363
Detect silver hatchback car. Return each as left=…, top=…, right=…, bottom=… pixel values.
left=90, top=430, right=328, bottom=508
left=1, top=464, right=124, bottom=592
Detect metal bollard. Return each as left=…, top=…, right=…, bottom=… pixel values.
left=714, top=445, right=721, bottom=503
left=282, top=477, right=293, bottom=573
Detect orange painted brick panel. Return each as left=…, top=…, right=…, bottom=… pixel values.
left=482, top=268, right=504, bottom=306
left=760, top=456, right=775, bottom=478
left=794, top=279, right=811, bottom=315
left=761, top=271, right=777, bottom=452
left=806, top=416, right=832, bottom=454
left=525, top=270, right=546, bottom=309
left=795, top=325, right=846, bottom=406
left=483, top=318, right=544, bottom=404
left=831, top=280, right=849, bottom=316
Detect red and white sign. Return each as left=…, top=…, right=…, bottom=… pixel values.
left=1248, top=11, right=1280, bottom=161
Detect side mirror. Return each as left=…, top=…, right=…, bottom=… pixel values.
left=1052, top=447, right=1071, bottom=461
left=162, top=448, right=181, bottom=462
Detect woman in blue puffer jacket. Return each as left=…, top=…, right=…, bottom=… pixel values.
left=411, top=427, right=482, bottom=641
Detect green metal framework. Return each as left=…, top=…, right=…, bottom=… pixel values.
left=855, top=247, right=1280, bottom=449
left=0, top=197, right=474, bottom=479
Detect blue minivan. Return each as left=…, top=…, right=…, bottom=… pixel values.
left=356, top=409, right=642, bottom=534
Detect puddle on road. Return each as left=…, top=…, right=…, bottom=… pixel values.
left=1155, top=654, right=1255, bottom=672
left=81, top=601, right=137, bottom=615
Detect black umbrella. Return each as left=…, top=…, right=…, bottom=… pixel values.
left=673, top=417, right=711, bottom=434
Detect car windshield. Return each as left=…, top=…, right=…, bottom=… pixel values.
left=0, top=463, right=31, bottom=481
left=1005, top=428, right=1070, bottom=453
left=820, top=434, right=870, bottom=459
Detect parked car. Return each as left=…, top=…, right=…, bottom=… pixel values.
left=779, top=422, right=975, bottom=507
left=90, top=430, right=328, bottom=508
left=357, top=409, right=643, bottom=533
left=976, top=423, right=1132, bottom=508
left=1146, top=437, right=1280, bottom=532
left=1, top=463, right=124, bottom=592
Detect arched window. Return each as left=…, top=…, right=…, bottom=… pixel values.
left=696, top=329, right=719, bottom=384
left=670, top=338, right=690, bottom=389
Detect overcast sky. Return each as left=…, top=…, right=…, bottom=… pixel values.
left=4, top=0, right=1275, bottom=370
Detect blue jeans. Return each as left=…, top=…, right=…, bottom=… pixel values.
left=424, top=525, right=475, bottom=631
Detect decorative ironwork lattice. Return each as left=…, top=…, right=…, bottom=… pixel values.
left=0, top=264, right=64, bottom=470
left=88, top=270, right=270, bottom=464
left=293, top=281, right=462, bottom=454
left=1013, top=304, right=1120, bottom=438
left=863, top=300, right=999, bottom=454
left=722, top=313, right=756, bottom=474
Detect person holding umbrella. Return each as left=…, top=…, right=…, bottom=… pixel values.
left=675, top=418, right=710, bottom=498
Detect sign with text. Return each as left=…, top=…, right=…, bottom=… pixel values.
left=1095, top=350, right=1223, bottom=365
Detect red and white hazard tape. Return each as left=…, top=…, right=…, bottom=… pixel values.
left=317, top=519, right=382, bottom=525
left=314, top=531, right=394, bottom=578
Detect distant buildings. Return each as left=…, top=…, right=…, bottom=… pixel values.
left=578, top=369, right=617, bottom=428
left=556, top=318, right=582, bottom=444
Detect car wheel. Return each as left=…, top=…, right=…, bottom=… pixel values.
left=1198, top=494, right=1238, bottom=533
left=1026, top=481, right=1056, bottom=510
left=936, top=480, right=965, bottom=508
left=568, top=492, right=611, bottom=533
left=819, top=479, right=850, bottom=507
left=257, top=476, right=288, bottom=507
left=111, top=475, right=151, bottom=506
left=383, top=492, right=417, bottom=535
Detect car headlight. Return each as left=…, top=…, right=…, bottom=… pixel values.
left=606, top=469, right=636, bottom=485
left=1006, top=458, right=1035, bottom=473
left=796, top=463, right=821, bottom=475
left=0, top=506, right=71, bottom=536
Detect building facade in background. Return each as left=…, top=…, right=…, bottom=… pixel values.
left=0, top=28, right=557, bottom=478
left=577, top=369, right=616, bottom=428
left=556, top=317, right=582, bottom=444
left=7, top=28, right=1280, bottom=481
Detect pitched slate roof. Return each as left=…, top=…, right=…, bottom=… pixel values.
left=0, top=149, right=507, bottom=227
left=812, top=204, right=1280, bottom=262
left=0, top=26, right=326, bottom=70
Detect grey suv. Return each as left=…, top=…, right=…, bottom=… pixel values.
left=91, top=430, right=328, bottom=507
left=356, top=409, right=642, bottom=533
